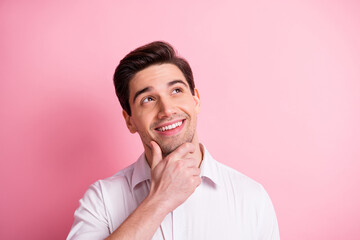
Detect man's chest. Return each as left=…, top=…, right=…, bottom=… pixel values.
left=106, top=181, right=257, bottom=239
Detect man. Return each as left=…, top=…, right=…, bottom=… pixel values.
left=67, top=41, right=280, bottom=239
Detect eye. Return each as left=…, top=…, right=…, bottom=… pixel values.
left=172, top=88, right=182, bottom=94
left=142, top=96, right=154, bottom=104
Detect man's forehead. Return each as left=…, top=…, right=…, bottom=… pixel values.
left=129, top=63, right=188, bottom=93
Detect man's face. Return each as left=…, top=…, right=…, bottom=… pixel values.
left=123, top=63, right=200, bottom=157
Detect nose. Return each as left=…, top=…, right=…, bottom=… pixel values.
left=157, top=97, right=176, bottom=119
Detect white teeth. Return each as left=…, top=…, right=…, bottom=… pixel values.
left=158, top=121, right=183, bottom=132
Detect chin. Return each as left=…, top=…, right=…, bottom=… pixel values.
left=159, top=136, right=194, bottom=157
left=160, top=144, right=179, bottom=157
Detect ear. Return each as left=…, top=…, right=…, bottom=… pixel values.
left=122, top=110, right=137, bottom=134
left=193, top=88, right=201, bottom=114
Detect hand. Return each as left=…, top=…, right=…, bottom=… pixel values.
left=148, top=141, right=202, bottom=212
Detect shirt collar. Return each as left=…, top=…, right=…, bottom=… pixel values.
left=199, top=144, right=221, bottom=187
left=131, top=153, right=151, bottom=190
left=131, top=144, right=222, bottom=190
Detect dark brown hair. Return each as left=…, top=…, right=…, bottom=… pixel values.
left=113, top=41, right=195, bottom=115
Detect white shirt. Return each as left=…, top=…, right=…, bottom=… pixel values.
left=67, top=146, right=280, bottom=239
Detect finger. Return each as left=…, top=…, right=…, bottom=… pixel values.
left=182, top=157, right=200, bottom=168
left=150, top=141, right=162, bottom=169
left=194, top=175, right=202, bottom=187
left=188, top=166, right=201, bottom=176
left=167, top=142, right=196, bottom=162
left=184, top=157, right=201, bottom=168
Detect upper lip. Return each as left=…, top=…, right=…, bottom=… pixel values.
left=154, top=119, right=185, bottom=130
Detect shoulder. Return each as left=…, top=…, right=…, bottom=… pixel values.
left=77, top=161, right=137, bottom=208
left=90, top=162, right=137, bottom=197
left=203, top=149, right=269, bottom=205
left=202, top=146, right=264, bottom=196
left=76, top=161, right=138, bottom=221
left=67, top=162, right=141, bottom=239
left=215, top=160, right=265, bottom=193
left=213, top=159, right=276, bottom=220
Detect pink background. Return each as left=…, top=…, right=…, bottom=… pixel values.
left=1, top=0, right=359, bottom=239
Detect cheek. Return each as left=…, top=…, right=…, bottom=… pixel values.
left=181, top=98, right=198, bottom=112
left=177, top=96, right=193, bottom=105
left=133, top=114, right=152, bottom=130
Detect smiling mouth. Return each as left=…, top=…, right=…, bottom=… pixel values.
left=155, top=120, right=184, bottom=132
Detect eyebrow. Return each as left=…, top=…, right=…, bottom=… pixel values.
left=132, top=79, right=189, bottom=103
left=168, top=79, right=188, bottom=88
left=133, top=86, right=153, bottom=103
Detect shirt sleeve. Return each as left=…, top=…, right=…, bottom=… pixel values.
left=67, top=181, right=110, bottom=240
left=257, top=185, right=280, bottom=240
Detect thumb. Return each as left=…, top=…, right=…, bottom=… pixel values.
left=150, top=141, right=162, bottom=169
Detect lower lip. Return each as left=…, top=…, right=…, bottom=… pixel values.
left=156, top=120, right=186, bottom=136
